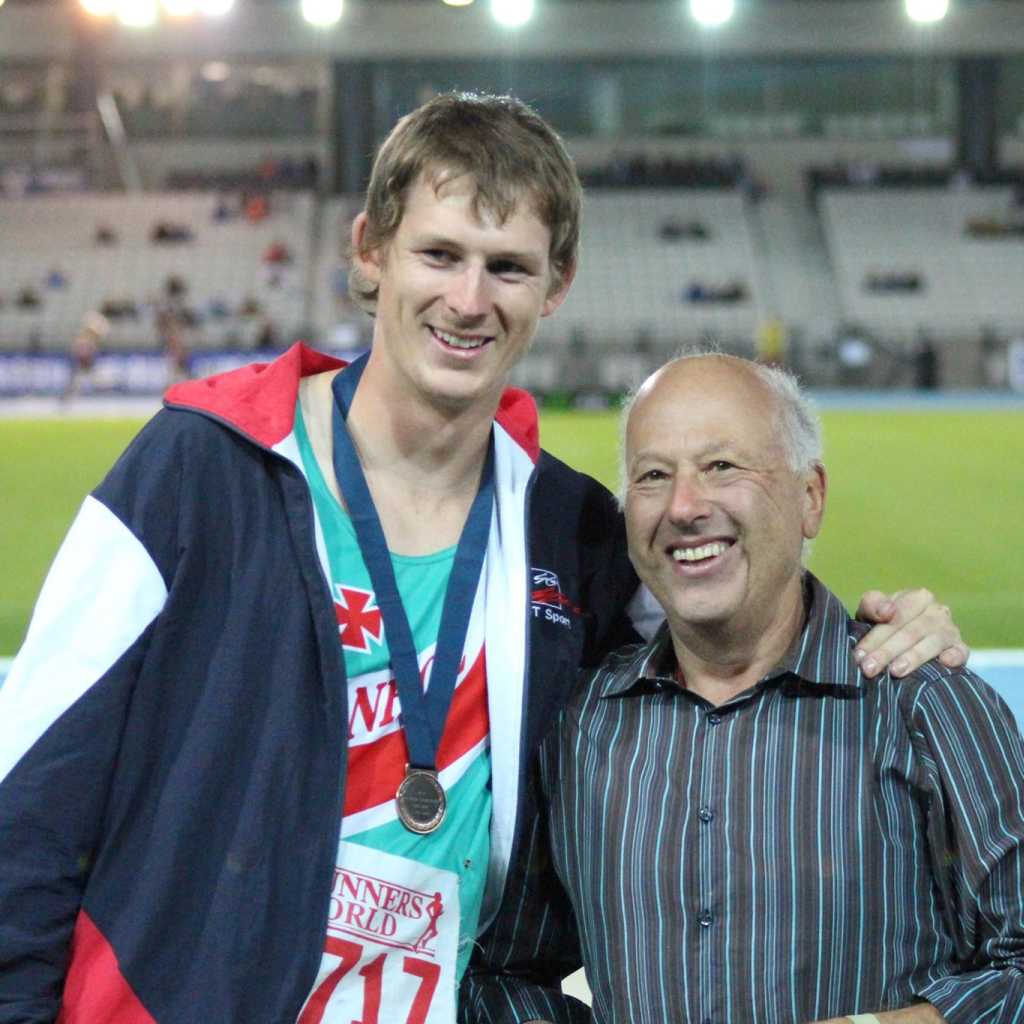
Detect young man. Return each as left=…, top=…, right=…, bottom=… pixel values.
left=461, top=354, right=1024, bottom=1024
left=0, top=95, right=964, bottom=1023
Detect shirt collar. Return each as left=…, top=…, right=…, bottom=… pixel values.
left=599, top=572, right=868, bottom=700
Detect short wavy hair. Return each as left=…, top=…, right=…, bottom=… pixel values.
left=350, top=91, right=582, bottom=312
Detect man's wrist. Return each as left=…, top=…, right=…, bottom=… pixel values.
left=847, top=1015, right=881, bottom=1024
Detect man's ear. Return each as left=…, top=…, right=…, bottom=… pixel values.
left=801, top=462, right=828, bottom=540
left=351, top=212, right=383, bottom=285
left=541, top=259, right=577, bottom=318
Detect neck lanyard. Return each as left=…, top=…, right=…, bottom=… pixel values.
left=330, top=354, right=494, bottom=832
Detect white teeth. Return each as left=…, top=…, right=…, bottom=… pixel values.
left=672, top=542, right=728, bottom=563
left=434, top=327, right=486, bottom=350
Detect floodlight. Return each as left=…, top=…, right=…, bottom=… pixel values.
left=301, top=0, right=343, bottom=27
left=443, top=0, right=475, bottom=6
left=491, top=0, right=533, bottom=29
left=116, top=0, right=158, bottom=27
left=162, top=0, right=196, bottom=15
left=196, top=0, right=235, bottom=15
left=80, top=0, right=116, bottom=16
left=689, top=0, right=734, bottom=28
left=905, top=0, right=948, bottom=23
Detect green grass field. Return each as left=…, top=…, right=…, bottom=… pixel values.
left=1, top=408, right=1022, bottom=654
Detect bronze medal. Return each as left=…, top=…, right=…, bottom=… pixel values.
left=396, top=767, right=446, bottom=834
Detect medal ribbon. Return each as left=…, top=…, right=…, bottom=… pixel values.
left=330, top=354, right=495, bottom=771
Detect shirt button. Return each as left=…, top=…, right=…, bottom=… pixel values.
left=698, top=807, right=714, bottom=824
left=698, top=910, right=713, bottom=927
left=707, top=713, right=722, bottom=726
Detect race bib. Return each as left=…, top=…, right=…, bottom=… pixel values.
left=298, top=842, right=460, bottom=1024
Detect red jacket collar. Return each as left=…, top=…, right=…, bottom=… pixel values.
left=164, top=342, right=541, bottom=462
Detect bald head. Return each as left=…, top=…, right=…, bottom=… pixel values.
left=620, top=353, right=822, bottom=502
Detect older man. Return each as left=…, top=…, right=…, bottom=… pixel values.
left=462, top=353, right=1024, bottom=1024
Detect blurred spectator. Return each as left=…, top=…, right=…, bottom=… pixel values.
left=100, top=298, right=140, bottom=321
left=756, top=317, right=788, bottom=367
left=910, top=330, right=940, bottom=390
left=263, top=240, right=293, bottom=265
left=212, top=193, right=236, bottom=223
left=255, top=316, right=281, bottom=352
left=15, top=286, right=41, bottom=310
left=683, top=280, right=748, bottom=304
left=965, top=216, right=1024, bottom=239
left=979, top=327, right=1007, bottom=388
left=207, top=297, right=232, bottom=320
left=46, top=268, right=68, bottom=290
left=240, top=296, right=263, bottom=317
left=244, top=192, right=270, bottom=223
left=94, top=224, right=119, bottom=246
left=61, top=311, right=110, bottom=405
left=581, top=153, right=746, bottom=189
left=864, top=270, right=923, bottom=294
left=658, top=218, right=710, bottom=242
left=157, top=276, right=191, bottom=383
left=151, top=221, right=195, bottom=244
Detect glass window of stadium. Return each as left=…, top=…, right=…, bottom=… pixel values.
left=106, top=61, right=322, bottom=138
left=379, top=55, right=954, bottom=142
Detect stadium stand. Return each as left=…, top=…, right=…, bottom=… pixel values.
left=0, top=186, right=765, bottom=365
left=0, top=190, right=314, bottom=352
left=547, top=189, right=765, bottom=349
left=820, top=186, right=1024, bottom=344
left=3, top=178, right=1022, bottom=395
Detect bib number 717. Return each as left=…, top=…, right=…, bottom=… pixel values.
left=298, top=936, right=442, bottom=1024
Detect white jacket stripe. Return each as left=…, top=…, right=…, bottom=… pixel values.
left=0, top=495, right=167, bottom=785
left=480, top=422, right=533, bottom=926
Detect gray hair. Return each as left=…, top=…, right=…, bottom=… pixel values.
left=617, top=348, right=823, bottom=506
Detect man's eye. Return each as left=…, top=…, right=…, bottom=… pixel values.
left=709, top=460, right=735, bottom=472
left=637, top=469, right=668, bottom=483
left=490, top=260, right=527, bottom=277
left=423, top=249, right=454, bottom=264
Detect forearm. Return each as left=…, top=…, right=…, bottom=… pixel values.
left=813, top=1004, right=945, bottom=1024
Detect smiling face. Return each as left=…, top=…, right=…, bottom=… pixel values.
left=352, top=170, right=573, bottom=416
left=623, top=356, right=826, bottom=644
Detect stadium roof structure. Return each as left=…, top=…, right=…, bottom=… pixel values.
left=1, top=0, right=1022, bottom=61
left=0, top=0, right=1001, bottom=6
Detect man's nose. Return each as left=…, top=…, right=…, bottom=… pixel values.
left=446, top=266, right=490, bottom=320
left=667, top=472, right=712, bottom=525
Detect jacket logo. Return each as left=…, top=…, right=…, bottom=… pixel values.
left=334, top=585, right=384, bottom=653
left=531, top=568, right=579, bottom=628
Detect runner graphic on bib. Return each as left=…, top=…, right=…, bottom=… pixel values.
left=293, top=381, right=492, bottom=1024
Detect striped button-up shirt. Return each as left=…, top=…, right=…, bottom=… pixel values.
left=462, top=574, right=1024, bottom=1024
